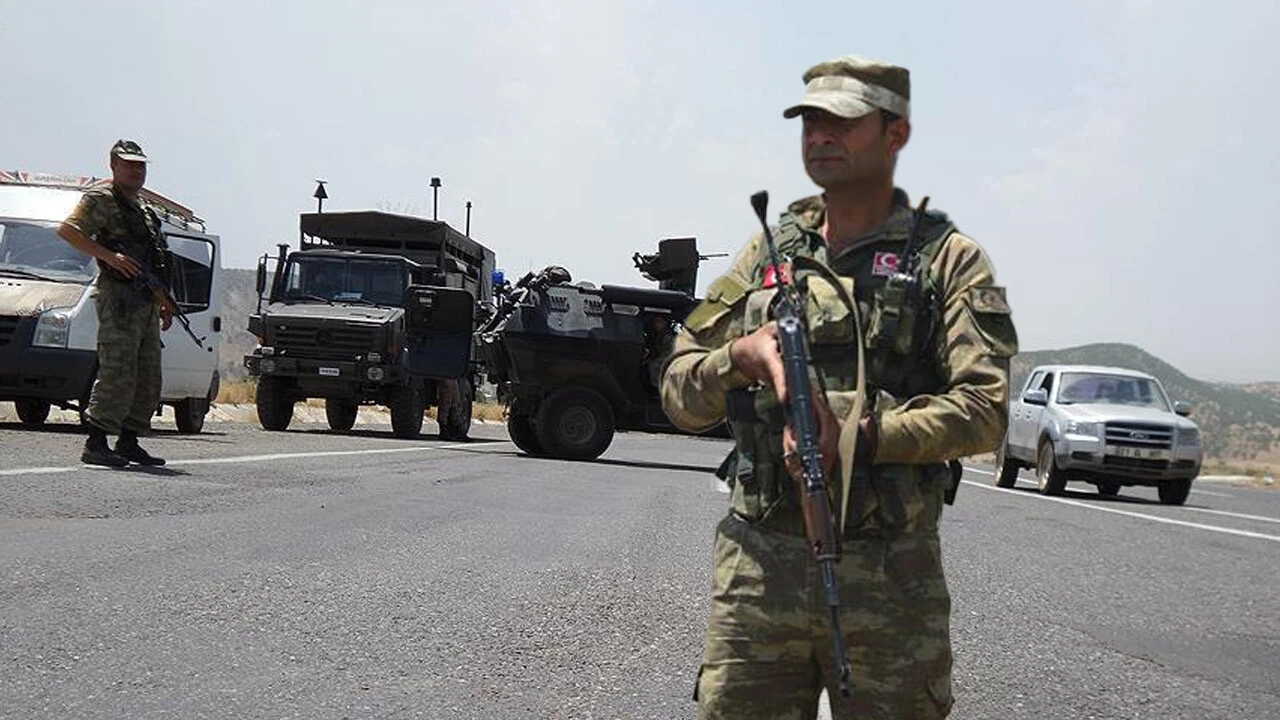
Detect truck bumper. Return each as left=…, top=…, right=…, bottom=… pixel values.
left=0, top=317, right=97, bottom=402
left=1056, top=433, right=1201, bottom=484
left=244, top=353, right=403, bottom=385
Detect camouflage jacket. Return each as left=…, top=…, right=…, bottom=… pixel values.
left=661, top=190, right=1018, bottom=468
left=64, top=185, right=169, bottom=289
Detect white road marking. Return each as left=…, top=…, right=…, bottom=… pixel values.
left=1179, top=506, right=1280, bottom=525
left=960, top=468, right=1280, bottom=544
left=1190, top=488, right=1233, bottom=498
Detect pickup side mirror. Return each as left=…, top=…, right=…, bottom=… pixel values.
left=1173, top=400, right=1193, bottom=417
left=1023, top=388, right=1049, bottom=406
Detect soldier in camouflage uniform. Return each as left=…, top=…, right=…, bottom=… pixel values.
left=661, top=56, right=1019, bottom=719
left=57, top=139, right=175, bottom=468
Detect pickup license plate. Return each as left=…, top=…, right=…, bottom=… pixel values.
left=319, top=367, right=340, bottom=377
left=1106, top=445, right=1170, bottom=460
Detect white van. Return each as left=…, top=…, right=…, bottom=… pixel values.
left=0, top=171, right=223, bottom=433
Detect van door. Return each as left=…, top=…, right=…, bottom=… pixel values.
left=159, top=233, right=219, bottom=401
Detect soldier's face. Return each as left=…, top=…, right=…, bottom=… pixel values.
left=110, top=157, right=147, bottom=192
left=801, top=109, right=908, bottom=189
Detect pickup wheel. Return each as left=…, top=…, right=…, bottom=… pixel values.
left=1158, top=479, right=1192, bottom=506
left=535, top=388, right=615, bottom=461
left=325, top=398, right=358, bottom=432
left=256, top=377, right=294, bottom=431
left=994, top=441, right=1020, bottom=488
left=14, top=398, right=51, bottom=426
left=1036, top=440, right=1067, bottom=496
left=388, top=380, right=426, bottom=439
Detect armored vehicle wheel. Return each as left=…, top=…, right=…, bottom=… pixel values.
left=174, top=397, right=209, bottom=434
left=1158, top=479, right=1192, bottom=506
left=1097, top=481, right=1121, bottom=497
left=389, top=380, right=425, bottom=439
left=535, top=388, right=615, bottom=461
left=438, top=377, right=473, bottom=441
left=326, top=398, right=358, bottom=432
left=14, top=398, right=51, bottom=426
left=507, top=413, right=543, bottom=456
left=1036, top=440, right=1067, bottom=496
left=994, top=441, right=1019, bottom=488
left=256, top=377, right=294, bottom=431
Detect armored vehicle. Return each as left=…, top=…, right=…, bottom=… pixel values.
left=245, top=210, right=494, bottom=439
left=477, top=237, right=728, bottom=460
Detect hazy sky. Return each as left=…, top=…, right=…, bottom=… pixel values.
left=2, top=0, right=1277, bottom=382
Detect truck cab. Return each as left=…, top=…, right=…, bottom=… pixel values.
left=0, top=171, right=223, bottom=432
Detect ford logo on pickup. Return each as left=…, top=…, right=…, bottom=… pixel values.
left=1132, top=432, right=1149, bottom=440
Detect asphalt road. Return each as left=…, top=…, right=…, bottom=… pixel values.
left=1, top=416, right=1278, bottom=719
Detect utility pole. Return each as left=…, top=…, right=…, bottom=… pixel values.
left=313, top=179, right=328, bottom=213
left=430, top=176, right=441, bottom=220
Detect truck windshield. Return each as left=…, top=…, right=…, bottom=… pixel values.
left=1056, top=372, right=1171, bottom=410
left=0, top=218, right=96, bottom=282
left=280, top=257, right=405, bottom=306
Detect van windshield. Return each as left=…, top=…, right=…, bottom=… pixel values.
left=0, top=218, right=96, bottom=282
left=280, top=256, right=405, bottom=307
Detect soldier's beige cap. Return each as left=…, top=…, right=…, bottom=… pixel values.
left=782, top=55, right=911, bottom=120
left=110, top=139, right=149, bottom=163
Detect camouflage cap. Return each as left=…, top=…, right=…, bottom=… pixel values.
left=782, top=55, right=910, bottom=121
left=110, top=139, right=148, bottom=163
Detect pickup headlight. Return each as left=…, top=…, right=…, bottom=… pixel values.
left=1178, top=427, right=1201, bottom=445
left=1065, top=420, right=1099, bottom=437
left=33, top=307, right=73, bottom=348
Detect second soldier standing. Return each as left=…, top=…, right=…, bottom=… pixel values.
left=57, top=139, right=176, bottom=467
left=661, top=56, right=1018, bottom=719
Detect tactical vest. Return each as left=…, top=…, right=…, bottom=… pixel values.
left=720, top=206, right=958, bottom=539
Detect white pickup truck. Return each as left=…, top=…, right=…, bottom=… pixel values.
left=993, top=364, right=1203, bottom=505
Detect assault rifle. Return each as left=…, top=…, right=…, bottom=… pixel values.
left=749, top=190, right=852, bottom=699
left=117, top=249, right=207, bottom=349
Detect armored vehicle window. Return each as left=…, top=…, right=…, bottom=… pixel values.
left=0, top=218, right=96, bottom=282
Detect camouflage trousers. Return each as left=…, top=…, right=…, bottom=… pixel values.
left=695, top=513, right=954, bottom=720
left=85, top=284, right=162, bottom=435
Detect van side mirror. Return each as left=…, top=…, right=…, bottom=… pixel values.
left=1023, top=388, right=1049, bottom=406
left=1174, top=401, right=1193, bottom=417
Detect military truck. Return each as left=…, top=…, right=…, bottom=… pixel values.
left=476, top=237, right=728, bottom=460
left=244, top=210, right=494, bottom=439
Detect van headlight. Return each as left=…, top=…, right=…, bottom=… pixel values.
left=33, top=308, right=73, bottom=348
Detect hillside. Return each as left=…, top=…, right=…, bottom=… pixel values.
left=1012, top=343, right=1280, bottom=464
left=218, top=268, right=260, bottom=383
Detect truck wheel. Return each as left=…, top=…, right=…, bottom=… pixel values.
left=14, top=398, right=51, bottom=426
left=174, top=397, right=209, bottom=434
left=1097, top=481, right=1121, bottom=497
left=325, top=398, right=358, bottom=432
left=256, top=377, right=294, bottom=431
left=389, top=381, right=425, bottom=439
left=994, top=441, right=1019, bottom=488
left=535, top=388, right=615, bottom=461
left=507, top=413, right=543, bottom=456
left=1036, top=440, right=1067, bottom=496
left=438, top=377, right=473, bottom=441
left=1158, top=479, right=1192, bottom=506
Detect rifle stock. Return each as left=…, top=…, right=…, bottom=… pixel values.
left=749, top=190, right=852, bottom=699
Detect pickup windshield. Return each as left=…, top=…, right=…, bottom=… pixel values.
left=1056, top=372, right=1171, bottom=410
left=280, top=256, right=405, bottom=307
left=0, top=218, right=96, bottom=282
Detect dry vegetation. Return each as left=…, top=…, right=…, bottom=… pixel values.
left=216, top=379, right=508, bottom=421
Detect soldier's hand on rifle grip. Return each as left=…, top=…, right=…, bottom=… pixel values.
left=728, top=321, right=789, bottom=400
left=109, top=252, right=142, bottom=279
left=159, top=297, right=175, bottom=331
left=782, top=386, right=841, bottom=481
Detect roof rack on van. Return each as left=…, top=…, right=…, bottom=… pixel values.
left=0, top=170, right=207, bottom=233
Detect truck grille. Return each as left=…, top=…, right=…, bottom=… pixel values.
left=0, top=316, right=17, bottom=347
left=269, top=321, right=380, bottom=360
left=1103, top=422, right=1174, bottom=450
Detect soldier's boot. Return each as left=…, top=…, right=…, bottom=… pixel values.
left=115, top=430, right=166, bottom=466
left=81, top=426, right=129, bottom=468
